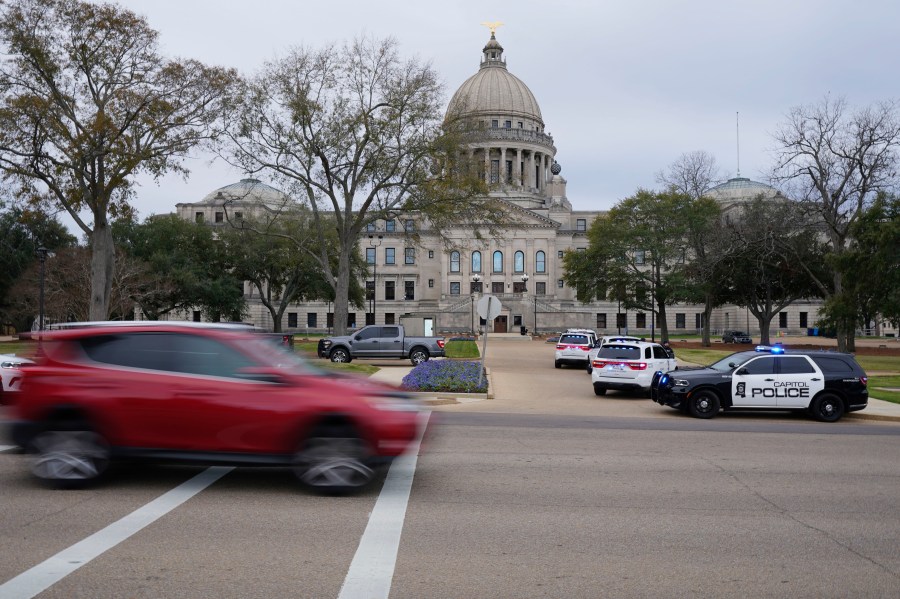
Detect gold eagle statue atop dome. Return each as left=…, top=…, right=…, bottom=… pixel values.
left=480, top=21, right=504, bottom=36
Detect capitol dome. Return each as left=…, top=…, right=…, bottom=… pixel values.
left=446, top=32, right=544, bottom=127
left=706, top=177, right=782, bottom=204
left=200, top=178, right=292, bottom=208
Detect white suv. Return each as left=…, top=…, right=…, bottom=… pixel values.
left=585, top=335, right=642, bottom=374
left=555, top=331, right=596, bottom=368
left=590, top=341, right=676, bottom=396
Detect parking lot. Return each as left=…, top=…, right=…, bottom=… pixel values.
left=2, top=339, right=899, bottom=598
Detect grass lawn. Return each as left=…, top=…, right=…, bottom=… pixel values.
left=445, top=340, right=480, bottom=358
left=0, top=340, right=37, bottom=357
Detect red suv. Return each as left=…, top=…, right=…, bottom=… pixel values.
left=7, top=322, right=421, bottom=492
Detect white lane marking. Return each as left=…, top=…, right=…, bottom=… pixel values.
left=338, top=411, right=431, bottom=599
left=0, top=466, right=233, bottom=599
left=0, top=445, right=15, bottom=452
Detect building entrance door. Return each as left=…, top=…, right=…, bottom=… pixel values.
left=493, top=315, right=508, bottom=333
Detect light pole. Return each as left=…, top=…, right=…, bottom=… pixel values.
left=520, top=274, right=529, bottom=335
left=368, top=234, right=383, bottom=325
left=36, top=246, right=49, bottom=331
left=471, top=274, right=481, bottom=336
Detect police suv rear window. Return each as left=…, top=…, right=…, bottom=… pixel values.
left=811, top=356, right=854, bottom=373
left=560, top=334, right=589, bottom=345
left=598, top=345, right=641, bottom=360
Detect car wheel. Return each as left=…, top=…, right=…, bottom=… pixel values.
left=554, top=360, right=561, bottom=369
left=294, top=431, right=374, bottom=494
left=409, top=348, right=429, bottom=365
left=811, top=393, right=845, bottom=422
left=329, top=348, right=351, bottom=363
left=586, top=363, right=592, bottom=374
left=593, top=383, right=607, bottom=396
left=29, top=428, right=110, bottom=488
left=688, top=390, right=719, bottom=419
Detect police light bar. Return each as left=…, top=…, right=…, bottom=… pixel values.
left=755, top=345, right=785, bottom=354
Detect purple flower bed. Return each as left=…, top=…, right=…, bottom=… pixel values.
left=401, top=360, right=487, bottom=393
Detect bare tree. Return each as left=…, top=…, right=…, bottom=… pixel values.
left=0, top=0, right=236, bottom=320
left=771, top=96, right=900, bottom=351
left=221, top=36, right=504, bottom=334
left=656, top=150, right=722, bottom=200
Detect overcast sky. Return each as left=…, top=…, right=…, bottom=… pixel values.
left=87, top=0, right=899, bottom=226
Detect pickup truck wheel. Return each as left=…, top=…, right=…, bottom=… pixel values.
left=29, top=427, right=110, bottom=488
left=329, top=348, right=351, bottom=363
left=688, top=390, right=719, bottom=419
left=409, top=348, right=429, bottom=365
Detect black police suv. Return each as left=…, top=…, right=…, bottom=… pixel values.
left=650, top=346, right=868, bottom=422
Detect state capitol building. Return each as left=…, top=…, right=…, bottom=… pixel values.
left=175, top=31, right=821, bottom=338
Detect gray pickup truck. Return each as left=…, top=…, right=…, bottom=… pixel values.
left=317, top=325, right=446, bottom=365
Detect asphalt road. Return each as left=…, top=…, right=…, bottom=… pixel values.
left=1, top=340, right=898, bottom=598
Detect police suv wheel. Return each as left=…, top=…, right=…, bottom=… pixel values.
left=811, top=393, right=845, bottom=423
left=593, top=383, right=607, bottom=396
left=688, top=390, right=719, bottom=419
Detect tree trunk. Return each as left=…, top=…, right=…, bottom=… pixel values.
left=332, top=246, right=352, bottom=335
left=657, top=300, right=670, bottom=344
left=89, top=223, right=115, bottom=321
left=757, top=313, right=773, bottom=345
left=702, top=293, right=714, bottom=347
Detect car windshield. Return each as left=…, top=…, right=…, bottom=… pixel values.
left=597, top=345, right=641, bottom=360
left=708, top=351, right=759, bottom=372
left=242, top=336, right=327, bottom=375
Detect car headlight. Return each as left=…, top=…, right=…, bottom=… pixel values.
left=368, top=394, right=421, bottom=412
left=672, top=379, right=690, bottom=387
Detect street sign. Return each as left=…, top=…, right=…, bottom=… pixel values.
left=477, top=295, right=502, bottom=321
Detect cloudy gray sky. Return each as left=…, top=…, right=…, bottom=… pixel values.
left=103, top=0, right=899, bottom=223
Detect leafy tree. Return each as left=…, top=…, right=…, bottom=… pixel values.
left=220, top=36, right=502, bottom=335
left=719, top=198, right=824, bottom=344
left=114, top=215, right=245, bottom=321
left=0, top=0, right=237, bottom=320
left=563, top=189, right=711, bottom=343
left=771, top=95, right=900, bottom=351
left=0, top=202, right=76, bottom=331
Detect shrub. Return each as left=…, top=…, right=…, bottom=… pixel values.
left=402, top=360, right=487, bottom=393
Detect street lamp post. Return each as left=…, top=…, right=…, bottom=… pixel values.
left=520, top=274, right=529, bottom=334
left=471, top=274, right=481, bottom=336
left=368, top=234, right=383, bottom=325
left=36, top=246, right=49, bottom=332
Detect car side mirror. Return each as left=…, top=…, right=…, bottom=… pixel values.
left=735, top=367, right=748, bottom=375
left=237, top=366, right=287, bottom=384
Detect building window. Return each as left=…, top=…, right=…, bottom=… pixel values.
left=514, top=251, right=524, bottom=273
left=676, top=313, right=686, bottom=329
left=215, top=211, right=224, bottom=223
left=492, top=282, right=504, bottom=294
left=471, top=281, right=483, bottom=293
left=366, top=247, right=376, bottom=264
left=596, top=313, right=607, bottom=329
left=193, top=310, right=201, bottom=322
left=428, top=250, right=434, bottom=259
left=557, top=279, right=564, bottom=288
left=366, top=312, right=375, bottom=325
left=450, top=282, right=461, bottom=295
left=634, top=250, right=645, bottom=265
left=472, top=251, right=482, bottom=273
left=234, top=211, right=243, bottom=221
left=799, top=312, right=808, bottom=328
left=677, top=248, right=686, bottom=264
left=327, top=312, right=334, bottom=328
left=385, top=219, right=395, bottom=232
left=506, top=160, right=513, bottom=183
left=366, top=281, right=375, bottom=300
left=518, top=121, right=523, bottom=128
left=450, top=251, right=461, bottom=272
left=405, top=248, right=415, bottom=264
left=505, top=120, right=511, bottom=129
left=195, top=212, right=204, bottom=223
left=347, top=313, right=356, bottom=328
left=385, top=248, right=395, bottom=264
left=617, top=313, right=627, bottom=329
left=696, top=313, right=703, bottom=329
left=536, top=282, right=546, bottom=295
left=307, top=313, right=317, bottom=328
left=536, top=251, right=546, bottom=273
left=636, top=313, right=646, bottom=328
left=366, top=222, right=375, bottom=232
left=428, top=278, right=434, bottom=288
left=404, top=281, right=415, bottom=300
left=384, top=313, right=395, bottom=325
left=385, top=281, right=395, bottom=300
left=490, top=159, right=500, bottom=184
left=513, top=282, right=526, bottom=293
left=493, top=250, right=503, bottom=273
left=779, top=311, right=788, bottom=328
left=491, top=119, right=498, bottom=128
left=288, top=312, right=297, bottom=328
left=404, top=219, right=414, bottom=231
left=576, top=218, right=586, bottom=231
left=558, top=250, right=564, bottom=259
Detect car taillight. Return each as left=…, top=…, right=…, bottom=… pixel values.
left=628, top=363, right=648, bottom=370
left=556, top=344, right=565, bottom=350
left=860, top=376, right=868, bottom=386
left=592, top=360, right=607, bottom=368
left=437, top=339, right=445, bottom=349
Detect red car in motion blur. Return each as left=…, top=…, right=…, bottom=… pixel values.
left=7, top=322, right=421, bottom=492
